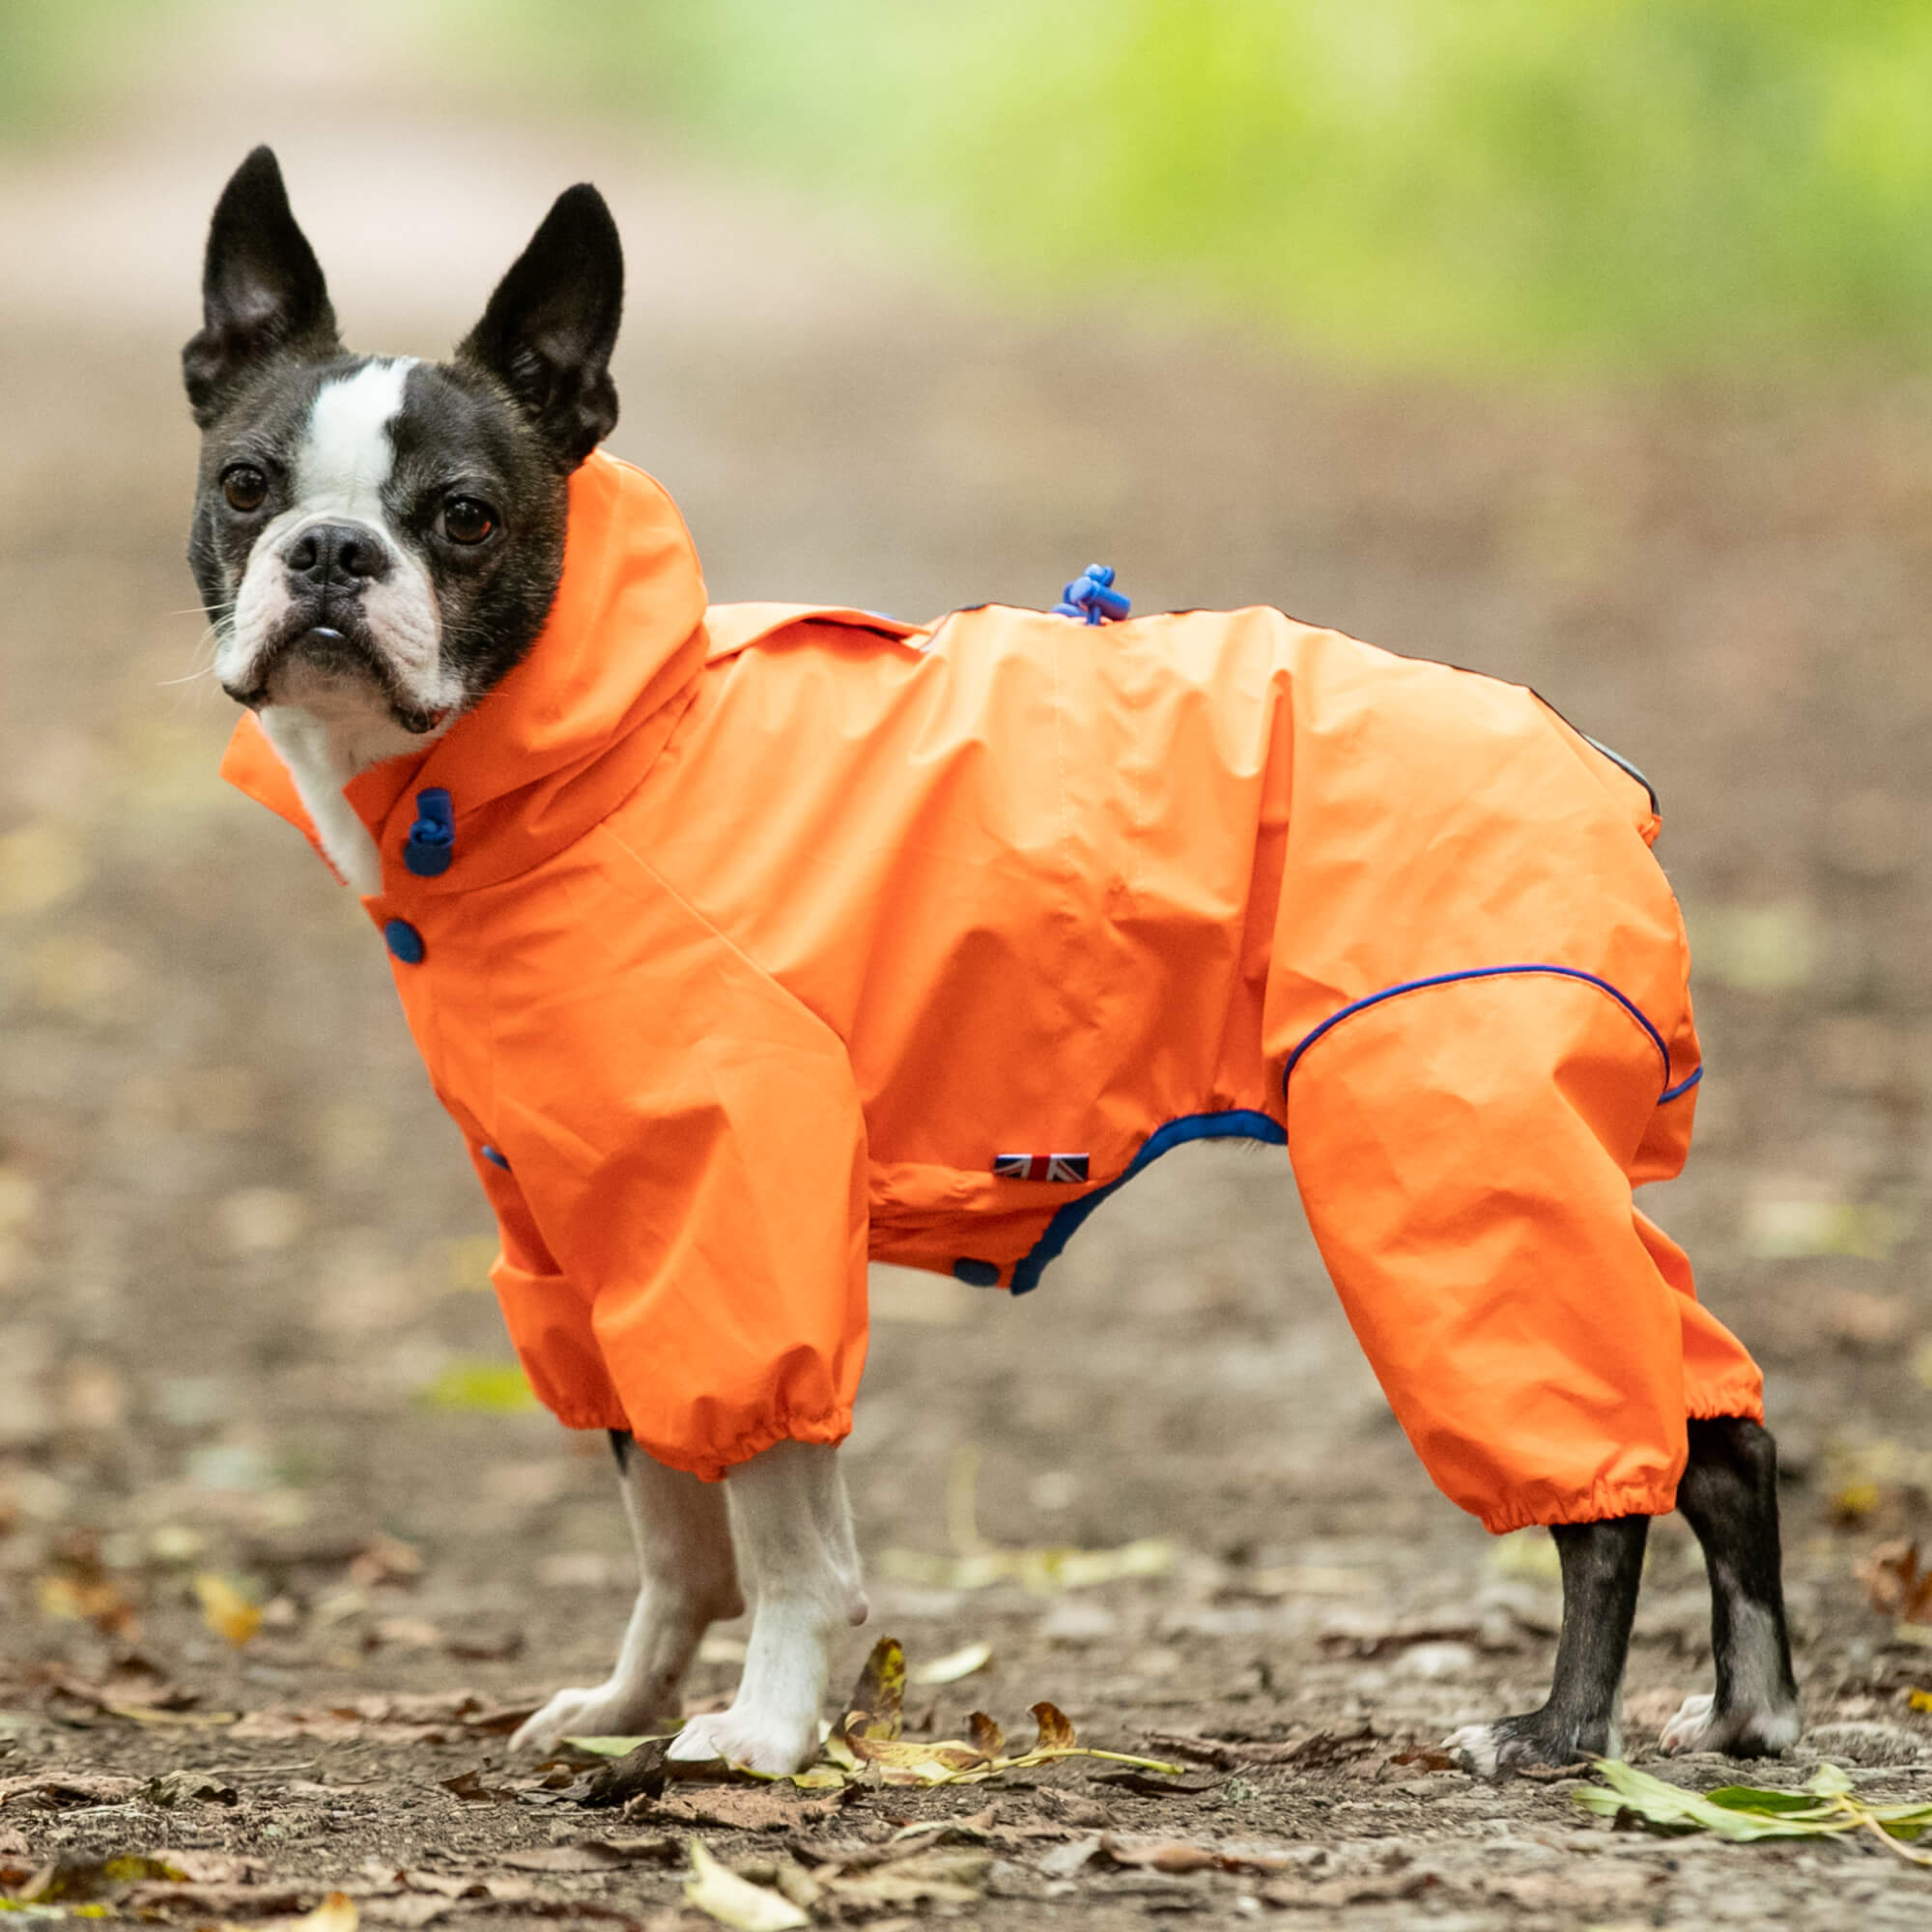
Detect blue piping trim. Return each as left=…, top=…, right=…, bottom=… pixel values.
left=1009, top=1108, right=1286, bottom=1297
left=1281, top=964, right=1672, bottom=1094
left=1659, top=1065, right=1703, bottom=1104
left=479, top=1144, right=510, bottom=1171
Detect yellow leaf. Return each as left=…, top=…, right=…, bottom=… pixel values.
left=0, top=822, right=89, bottom=918
left=967, top=1711, right=1005, bottom=1757
left=840, top=1635, right=906, bottom=1740
left=1030, top=1701, right=1077, bottom=1749
left=911, top=1639, right=993, bottom=1686
left=293, top=1896, right=359, bottom=1932
left=194, top=1573, right=262, bottom=1647
left=419, top=1359, right=536, bottom=1413
left=1908, top=1689, right=1932, bottom=1712
left=684, top=1838, right=809, bottom=1931
left=842, top=1733, right=987, bottom=1776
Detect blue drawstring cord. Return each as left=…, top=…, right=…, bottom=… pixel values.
left=1054, top=563, right=1130, bottom=625
left=403, top=787, right=455, bottom=878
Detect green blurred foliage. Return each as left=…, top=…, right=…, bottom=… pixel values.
left=458, top=0, right=1932, bottom=375
left=0, top=0, right=170, bottom=140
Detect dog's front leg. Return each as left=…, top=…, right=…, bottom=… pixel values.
left=1447, top=1515, right=1649, bottom=1776
left=667, top=1438, right=868, bottom=1776
left=512, top=1433, right=744, bottom=1754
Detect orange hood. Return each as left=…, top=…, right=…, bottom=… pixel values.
left=225, top=454, right=734, bottom=889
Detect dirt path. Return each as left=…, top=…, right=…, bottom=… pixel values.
left=5, top=8, right=1932, bottom=1927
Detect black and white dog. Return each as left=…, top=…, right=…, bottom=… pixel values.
left=184, top=147, right=1801, bottom=1776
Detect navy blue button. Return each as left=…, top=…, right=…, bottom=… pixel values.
left=952, top=1258, right=1002, bottom=1288
left=384, top=918, right=425, bottom=964
left=479, top=1144, right=510, bottom=1171
left=404, top=786, right=455, bottom=877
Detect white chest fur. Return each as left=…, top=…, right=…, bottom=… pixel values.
left=256, top=696, right=436, bottom=896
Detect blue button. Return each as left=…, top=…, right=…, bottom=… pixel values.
left=479, top=1144, right=510, bottom=1171
left=952, top=1258, right=1002, bottom=1288
left=384, top=919, right=425, bottom=963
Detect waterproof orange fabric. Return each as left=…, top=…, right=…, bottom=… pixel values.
left=221, top=452, right=1761, bottom=1520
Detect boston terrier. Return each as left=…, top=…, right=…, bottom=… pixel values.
left=184, top=146, right=1801, bottom=1777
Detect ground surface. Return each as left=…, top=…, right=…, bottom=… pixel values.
left=4, top=11, right=1932, bottom=1929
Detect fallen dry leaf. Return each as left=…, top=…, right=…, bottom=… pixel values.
left=231, top=1691, right=537, bottom=1743
left=349, top=1534, right=425, bottom=1588
left=145, top=1767, right=239, bottom=1806
left=826, top=1638, right=1184, bottom=1786
left=195, top=1572, right=263, bottom=1647
left=654, top=1787, right=841, bottom=1833
left=0, top=1771, right=144, bottom=1809
left=819, top=1845, right=988, bottom=1909
left=35, top=1533, right=140, bottom=1639
left=288, top=1893, right=361, bottom=1932
left=1099, top=1831, right=1295, bottom=1875
left=498, top=1838, right=677, bottom=1873
left=841, top=1629, right=906, bottom=1738
left=438, top=1769, right=519, bottom=1804
left=909, top=1640, right=993, bottom=1686
left=15, top=1853, right=188, bottom=1902
left=684, top=1837, right=809, bottom=1930
left=1860, top=1540, right=1932, bottom=1626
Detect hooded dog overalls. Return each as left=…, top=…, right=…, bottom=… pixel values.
left=222, top=452, right=1763, bottom=1530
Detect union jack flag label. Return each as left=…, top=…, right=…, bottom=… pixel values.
left=993, top=1152, right=1091, bottom=1183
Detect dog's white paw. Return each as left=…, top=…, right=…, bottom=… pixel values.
left=1657, top=1691, right=1716, bottom=1754
left=1443, top=1722, right=1502, bottom=1778
left=1658, top=1690, right=1800, bottom=1757
left=511, top=1683, right=669, bottom=1756
left=667, top=1706, right=819, bottom=1776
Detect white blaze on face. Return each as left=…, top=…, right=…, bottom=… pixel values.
left=223, top=356, right=463, bottom=891
left=296, top=355, right=415, bottom=520
left=220, top=356, right=456, bottom=720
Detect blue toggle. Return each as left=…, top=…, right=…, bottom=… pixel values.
left=404, top=786, right=455, bottom=877
left=1054, top=563, right=1131, bottom=625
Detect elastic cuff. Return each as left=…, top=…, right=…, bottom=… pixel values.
left=1688, top=1384, right=1765, bottom=1426
left=1479, top=1480, right=1678, bottom=1536
left=635, top=1407, right=855, bottom=1484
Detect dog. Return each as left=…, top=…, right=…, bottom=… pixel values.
left=185, top=147, right=1801, bottom=1777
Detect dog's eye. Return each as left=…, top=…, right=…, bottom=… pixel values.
left=441, top=497, right=497, bottom=546
left=222, top=465, right=269, bottom=513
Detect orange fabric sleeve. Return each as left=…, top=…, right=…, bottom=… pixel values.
left=469, top=1142, right=628, bottom=1434
left=1286, top=970, right=1760, bottom=1534
left=483, top=923, right=872, bottom=1481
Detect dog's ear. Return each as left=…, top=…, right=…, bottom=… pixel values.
left=183, top=147, right=340, bottom=427
left=457, top=185, right=623, bottom=470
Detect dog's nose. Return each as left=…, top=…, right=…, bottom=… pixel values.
left=284, top=522, right=391, bottom=589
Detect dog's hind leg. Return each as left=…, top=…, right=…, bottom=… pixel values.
left=1447, top=1515, right=1649, bottom=1776
left=667, top=1438, right=868, bottom=1776
left=1659, top=1415, right=1801, bottom=1755
left=511, top=1432, right=744, bottom=1754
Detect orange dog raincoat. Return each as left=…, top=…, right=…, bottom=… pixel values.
left=222, top=453, right=1762, bottom=1530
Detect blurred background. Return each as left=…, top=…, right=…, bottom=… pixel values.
left=4, top=0, right=1932, bottom=1811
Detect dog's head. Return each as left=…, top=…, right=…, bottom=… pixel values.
left=184, top=147, right=622, bottom=764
